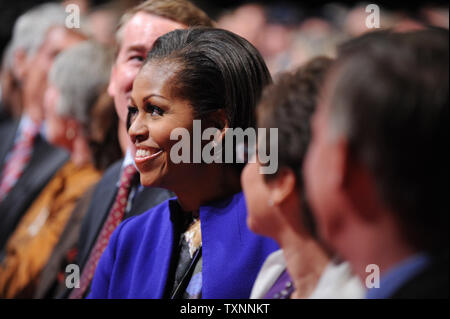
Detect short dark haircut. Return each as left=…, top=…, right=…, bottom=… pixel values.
left=257, top=56, right=334, bottom=238
left=337, top=29, right=393, bottom=58
left=143, top=27, right=272, bottom=130
left=329, top=29, right=449, bottom=254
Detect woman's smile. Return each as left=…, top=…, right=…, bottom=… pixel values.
left=134, top=146, right=164, bottom=165
left=128, top=61, right=197, bottom=188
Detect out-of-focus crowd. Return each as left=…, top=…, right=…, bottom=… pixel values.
left=215, top=1, right=448, bottom=74
left=0, top=0, right=448, bottom=300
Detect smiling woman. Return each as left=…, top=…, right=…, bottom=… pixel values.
left=87, top=27, right=278, bottom=299
left=128, top=27, right=273, bottom=210
left=128, top=59, right=197, bottom=192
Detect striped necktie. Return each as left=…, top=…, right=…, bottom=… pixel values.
left=0, top=123, right=39, bottom=201
left=69, top=164, right=137, bottom=299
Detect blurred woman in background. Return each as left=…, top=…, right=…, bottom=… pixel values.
left=242, top=57, right=364, bottom=299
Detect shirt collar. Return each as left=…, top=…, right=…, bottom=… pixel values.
left=17, top=114, right=41, bottom=138
left=18, top=114, right=34, bottom=132
left=122, top=148, right=135, bottom=169
left=117, top=148, right=138, bottom=188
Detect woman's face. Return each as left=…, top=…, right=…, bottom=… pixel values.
left=128, top=62, right=195, bottom=189
left=241, top=154, right=278, bottom=237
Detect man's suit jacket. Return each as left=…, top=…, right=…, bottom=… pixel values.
left=33, top=185, right=96, bottom=299
left=59, top=158, right=173, bottom=298
left=391, top=253, right=449, bottom=299
left=0, top=119, right=69, bottom=254
left=0, top=104, right=10, bottom=123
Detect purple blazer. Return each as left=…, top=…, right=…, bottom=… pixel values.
left=88, top=192, right=279, bottom=298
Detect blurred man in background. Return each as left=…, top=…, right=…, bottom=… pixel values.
left=0, top=3, right=76, bottom=254
left=304, top=29, right=449, bottom=298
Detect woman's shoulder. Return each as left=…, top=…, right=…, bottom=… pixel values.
left=201, top=191, right=245, bottom=215
left=116, top=197, right=175, bottom=235
left=250, top=249, right=286, bottom=299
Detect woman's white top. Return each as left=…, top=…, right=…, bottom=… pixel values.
left=250, top=249, right=366, bottom=299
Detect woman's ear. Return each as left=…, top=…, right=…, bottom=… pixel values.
left=266, top=167, right=297, bottom=206
left=205, top=109, right=229, bottom=143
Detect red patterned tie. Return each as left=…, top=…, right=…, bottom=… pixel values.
left=69, top=164, right=137, bottom=299
left=0, top=123, right=39, bottom=201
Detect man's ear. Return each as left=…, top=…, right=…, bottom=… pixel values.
left=336, top=138, right=379, bottom=222
left=329, top=137, right=350, bottom=193
left=267, top=167, right=297, bottom=207
left=13, top=49, right=28, bottom=82
left=68, top=117, right=81, bottom=136
left=107, top=64, right=117, bottom=97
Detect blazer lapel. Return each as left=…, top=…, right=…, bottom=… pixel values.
left=16, top=135, right=69, bottom=197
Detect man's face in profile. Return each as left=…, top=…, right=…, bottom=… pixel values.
left=24, top=26, right=85, bottom=123
left=303, top=70, right=345, bottom=249
left=107, top=12, right=185, bottom=126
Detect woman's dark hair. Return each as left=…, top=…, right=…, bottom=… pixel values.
left=143, top=27, right=272, bottom=130
left=257, top=56, right=334, bottom=238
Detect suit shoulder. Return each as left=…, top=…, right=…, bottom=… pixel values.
left=34, top=136, right=69, bottom=163
left=98, top=159, right=123, bottom=182
left=392, top=257, right=449, bottom=298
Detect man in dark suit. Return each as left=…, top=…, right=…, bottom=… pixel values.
left=60, top=0, right=213, bottom=299
left=303, top=29, right=449, bottom=299
left=0, top=119, right=68, bottom=254
left=0, top=4, right=72, bottom=253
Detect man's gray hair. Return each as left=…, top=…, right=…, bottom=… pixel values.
left=11, top=3, right=67, bottom=59
left=49, top=40, right=113, bottom=127
left=2, top=42, right=14, bottom=71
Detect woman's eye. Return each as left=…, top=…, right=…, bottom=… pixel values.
left=128, top=105, right=138, bottom=115
left=145, top=103, right=164, bottom=117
